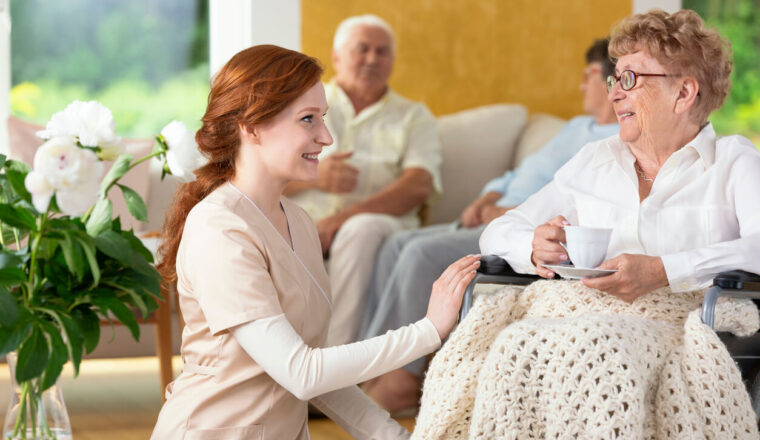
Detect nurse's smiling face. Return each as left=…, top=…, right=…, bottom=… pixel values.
left=252, top=82, right=333, bottom=183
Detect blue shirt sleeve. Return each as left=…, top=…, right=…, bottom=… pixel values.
left=480, top=170, right=515, bottom=195
left=494, top=116, right=619, bottom=207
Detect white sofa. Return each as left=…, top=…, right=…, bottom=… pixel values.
left=6, top=105, right=566, bottom=358
left=430, top=104, right=565, bottom=225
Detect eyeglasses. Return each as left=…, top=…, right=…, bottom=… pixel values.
left=606, top=70, right=680, bottom=93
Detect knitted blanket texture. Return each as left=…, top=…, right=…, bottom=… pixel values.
left=412, top=280, right=760, bottom=439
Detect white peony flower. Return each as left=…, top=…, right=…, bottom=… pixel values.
left=25, top=136, right=104, bottom=216
left=96, top=138, right=125, bottom=161
left=160, top=120, right=204, bottom=182
left=24, top=171, right=55, bottom=214
left=37, top=100, right=124, bottom=155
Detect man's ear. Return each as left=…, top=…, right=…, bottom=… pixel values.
left=331, top=49, right=340, bottom=69
left=674, top=77, right=699, bottom=115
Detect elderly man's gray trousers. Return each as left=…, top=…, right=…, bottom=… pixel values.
left=359, top=223, right=484, bottom=377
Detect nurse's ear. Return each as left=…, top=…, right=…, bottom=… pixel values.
left=239, top=123, right=262, bottom=146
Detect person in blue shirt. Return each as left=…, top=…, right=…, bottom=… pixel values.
left=359, top=38, right=620, bottom=413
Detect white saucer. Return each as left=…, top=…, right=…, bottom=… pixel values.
left=543, top=264, right=617, bottom=280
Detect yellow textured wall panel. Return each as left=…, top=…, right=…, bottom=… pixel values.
left=302, top=0, right=631, bottom=118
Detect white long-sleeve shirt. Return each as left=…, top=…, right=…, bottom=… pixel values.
left=232, top=315, right=440, bottom=439
left=480, top=123, right=760, bottom=292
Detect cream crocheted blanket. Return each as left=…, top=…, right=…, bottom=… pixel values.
left=413, top=280, right=760, bottom=439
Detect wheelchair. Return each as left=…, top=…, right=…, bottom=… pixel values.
left=459, top=255, right=760, bottom=418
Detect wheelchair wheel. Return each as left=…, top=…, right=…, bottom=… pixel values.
left=751, top=368, right=760, bottom=421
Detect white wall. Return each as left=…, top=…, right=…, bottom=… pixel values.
left=0, top=0, right=10, bottom=155
left=634, top=0, right=682, bottom=13
left=209, top=0, right=301, bottom=78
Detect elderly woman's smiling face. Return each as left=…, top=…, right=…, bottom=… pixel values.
left=607, top=51, right=682, bottom=145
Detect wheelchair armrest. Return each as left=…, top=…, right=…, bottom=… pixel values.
left=459, top=256, right=541, bottom=322
left=701, top=270, right=760, bottom=328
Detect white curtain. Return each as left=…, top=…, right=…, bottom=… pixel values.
left=0, top=0, right=10, bottom=155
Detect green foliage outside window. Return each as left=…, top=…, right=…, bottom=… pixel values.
left=684, top=0, right=760, bottom=144
left=9, top=0, right=209, bottom=138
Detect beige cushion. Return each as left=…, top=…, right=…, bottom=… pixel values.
left=512, top=113, right=566, bottom=166
left=144, top=159, right=181, bottom=232
left=429, top=104, right=527, bottom=225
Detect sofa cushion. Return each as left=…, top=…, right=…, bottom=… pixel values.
left=512, top=113, right=566, bottom=166
left=429, top=104, right=527, bottom=225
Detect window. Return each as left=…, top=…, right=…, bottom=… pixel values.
left=9, top=0, right=209, bottom=138
left=684, top=0, right=760, bottom=144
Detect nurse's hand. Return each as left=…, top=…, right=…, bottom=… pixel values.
left=426, top=255, right=481, bottom=340
left=530, top=215, right=570, bottom=278
left=582, top=254, right=668, bottom=302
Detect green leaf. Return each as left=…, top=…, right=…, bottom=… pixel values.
left=0, top=203, right=37, bottom=230
left=108, top=283, right=148, bottom=318
left=0, top=319, right=32, bottom=358
left=93, top=230, right=131, bottom=265
left=0, top=154, right=6, bottom=169
left=127, top=268, right=162, bottom=300
left=117, top=184, right=148, bottom=222
left=73, top=233, right=100, bottom=286
left=41, top=308, right=83, bottom=377
left=0, top=267, right=26, bottom=287
left=59, top=313, right=84, bottom=375
left=38, top=320, right=67, bottom=391
left=0, top=252, right=23, bottom=269
left=5, top=170, right=32, bottom=205
left=16, top=325, right=50, bottom=382
left=85, top=198, right=113, bottom=237
left=94, top=297, right=140, bottom=340
left=5, top=160, right=31, bottom=175
left=60, top=232, right=85, bottom=281
left=99, top=154, right=133, bottom=197
left=72, top=308, right=100, bottom=354
left=0, top=286, right=19, bottom=326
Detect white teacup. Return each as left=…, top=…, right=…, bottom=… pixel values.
left=562, top=226, right=612, bottom=269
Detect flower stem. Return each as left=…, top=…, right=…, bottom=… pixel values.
left=127, top=150, right=162, bottom=171
left=13, top=381, right=27, bottom=437
left=27, top=214, right=48, bottom=304
left=81, top=150, right=164, bottom=225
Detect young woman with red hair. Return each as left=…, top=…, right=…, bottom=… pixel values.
left=150, top=45, right=478, bottom=439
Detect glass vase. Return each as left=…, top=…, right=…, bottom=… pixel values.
left=3, top=353, right=72, bottom=440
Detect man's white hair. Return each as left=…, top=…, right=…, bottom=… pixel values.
left=332, top=14, right=395, bottom=53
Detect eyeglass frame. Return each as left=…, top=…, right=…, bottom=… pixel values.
left=606, top=70, right=681, bottom=93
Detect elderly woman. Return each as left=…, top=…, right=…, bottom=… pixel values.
left=411, top=9, right=760, bottom=440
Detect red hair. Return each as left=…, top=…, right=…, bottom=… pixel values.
left=157, top=45, right=323, bottom=284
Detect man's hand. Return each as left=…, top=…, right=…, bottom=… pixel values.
left=582, top=254, right=668, bottom=302
left=530, top=215, right=570, bottom=278
left=316, top=152, right=359, bottom=193
left=480, top=205, right=510, bottom=224
left=316, top=214, right=346, bottom=257
left=460, top=192, right=502, bottom=228
left=460, top=200, right=484, bottom=227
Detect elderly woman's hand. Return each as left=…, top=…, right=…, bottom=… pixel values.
left=582, top=254, right=668, bottom=302
left=531, top=215, right=570, bottom=278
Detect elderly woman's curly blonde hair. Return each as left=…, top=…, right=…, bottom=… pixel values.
left=610, top=9, right=733, bottom=125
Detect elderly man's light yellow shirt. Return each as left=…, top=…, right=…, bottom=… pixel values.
left=289, top=81, right=442, bottom=226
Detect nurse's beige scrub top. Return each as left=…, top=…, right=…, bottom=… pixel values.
left=151, top=183, right=331, bottom=439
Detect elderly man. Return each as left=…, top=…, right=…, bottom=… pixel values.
left=359, top=38, right=620, bottom=413
left=286, top=15, right=442, bottom=347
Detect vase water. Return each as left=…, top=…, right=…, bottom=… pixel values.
left=3, top=353, right=72, bottom=440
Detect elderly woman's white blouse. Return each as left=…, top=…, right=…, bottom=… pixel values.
left=480, top=123, right=760, bottom=292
